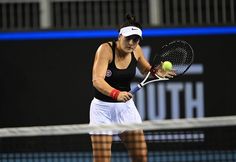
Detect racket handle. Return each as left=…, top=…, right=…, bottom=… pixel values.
left=130, top=85, right=142, bottom=94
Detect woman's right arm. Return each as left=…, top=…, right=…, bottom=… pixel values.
left=92, top=43, right=115, bottom=96
left=92, top=43, right=132, bottom=101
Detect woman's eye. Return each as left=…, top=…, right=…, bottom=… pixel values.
left=126, top=37, right=140, bottom=42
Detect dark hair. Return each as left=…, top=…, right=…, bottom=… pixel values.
left=119, top=14, right=142, bottom=31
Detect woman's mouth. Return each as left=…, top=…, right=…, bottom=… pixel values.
left=127, top=47, right=133, bottom=50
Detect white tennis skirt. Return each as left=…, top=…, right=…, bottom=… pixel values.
left=89, top=98, right=142, bottom=135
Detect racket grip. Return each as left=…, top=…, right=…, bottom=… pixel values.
left=130, top=85, right=141, bottom=94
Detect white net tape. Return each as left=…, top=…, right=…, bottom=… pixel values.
left=1, top=115, right=236, bottom=138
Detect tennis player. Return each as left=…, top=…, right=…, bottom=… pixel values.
left=89, top=14, right=175, bottom=162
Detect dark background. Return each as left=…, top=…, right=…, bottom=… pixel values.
left=0, top=35, right=235, bottom=127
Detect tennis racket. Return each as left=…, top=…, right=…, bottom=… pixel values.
left=130, top=40, right=194, bottom=94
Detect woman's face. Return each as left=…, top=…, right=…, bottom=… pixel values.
left=118, top=35, right=140, bottom=53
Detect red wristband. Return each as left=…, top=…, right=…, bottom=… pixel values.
left=109, top=89, right=120, bottom=100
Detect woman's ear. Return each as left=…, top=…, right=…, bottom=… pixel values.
left=118, top=34, right=122, bottom=40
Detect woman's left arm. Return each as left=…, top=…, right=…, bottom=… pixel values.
left=135, top=45, right=176, bottom=78
left=135, top=45, right=152, bottom=75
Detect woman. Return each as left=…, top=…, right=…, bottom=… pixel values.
left=89, top=14, right=175, bottom=162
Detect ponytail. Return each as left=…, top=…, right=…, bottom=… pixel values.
left=119, top=13, right=142, bottom=31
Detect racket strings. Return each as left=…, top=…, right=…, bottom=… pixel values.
left=160, top=41, right=194, bottom=75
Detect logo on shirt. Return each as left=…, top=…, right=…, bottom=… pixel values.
left=106, top=69, right=112, bottom=77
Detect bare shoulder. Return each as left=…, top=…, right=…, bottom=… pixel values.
left=133, top=44, right=144, bottom=60
left=95, top=42, right=113, bottom=62
left=97, top=42, right=112, bottom=54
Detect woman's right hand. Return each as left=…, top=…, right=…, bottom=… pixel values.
left=117, top=91, right=133, bottom=102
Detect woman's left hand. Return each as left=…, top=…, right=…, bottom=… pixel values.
left=155, top=63, right=176, bottom=78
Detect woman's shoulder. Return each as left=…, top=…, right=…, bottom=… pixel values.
left=98, top=41, right=113, bottom=50
left=133, top=44, right=143, bottom=60
left=95, top=41, right=113, bottom=61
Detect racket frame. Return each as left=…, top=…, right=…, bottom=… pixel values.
left=130, top=71, right=168, bottom=94
left=130, top=40, right=194, bottom=94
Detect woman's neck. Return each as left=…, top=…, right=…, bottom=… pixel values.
left=115, top=41, right=129, bottom=58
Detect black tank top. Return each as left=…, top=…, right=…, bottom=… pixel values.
left=94, top=41, right=137, bottom=102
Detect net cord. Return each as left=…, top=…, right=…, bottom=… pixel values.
left=0, top=115, right=236, bottom=138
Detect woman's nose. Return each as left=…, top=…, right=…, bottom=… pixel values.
left=128, top=39, right=134, bottom=45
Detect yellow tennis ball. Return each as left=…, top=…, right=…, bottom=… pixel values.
left=162, top=61, right=173, bottom=71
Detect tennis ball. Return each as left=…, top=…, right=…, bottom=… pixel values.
left=162, top=61, right=173, bottom=71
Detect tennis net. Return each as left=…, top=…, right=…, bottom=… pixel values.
left=0, top=116, right=236, bottom=162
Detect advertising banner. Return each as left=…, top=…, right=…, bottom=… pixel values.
left=0, top=33, right=235, bottom=127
